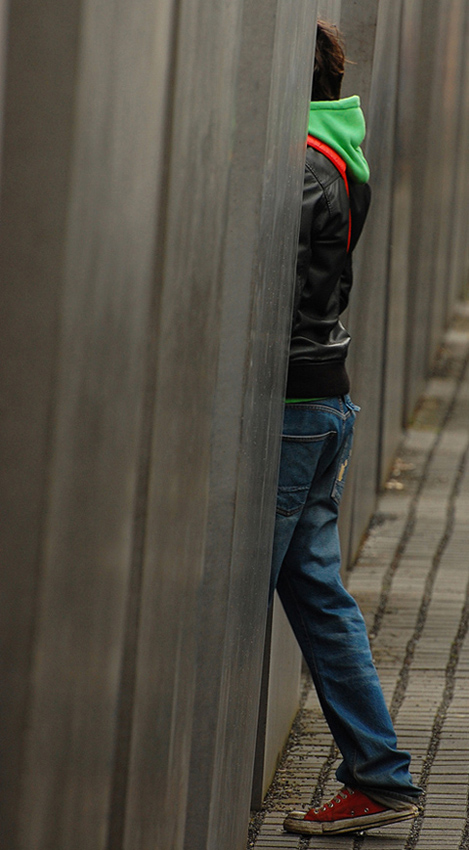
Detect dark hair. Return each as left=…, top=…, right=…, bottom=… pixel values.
left=312, top=21, right=345, bottom=101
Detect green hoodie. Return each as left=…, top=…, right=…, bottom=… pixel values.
left=308, top=95, right=370, bottom=184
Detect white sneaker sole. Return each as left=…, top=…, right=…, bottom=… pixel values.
left=283, top=804, right=419, bottom=835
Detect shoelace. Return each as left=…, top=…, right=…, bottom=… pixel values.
left=315, top=787, right=354, bottom=812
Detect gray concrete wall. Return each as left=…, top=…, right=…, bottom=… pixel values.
left=448, top=4, right=469, bottom=309
left=0, top=0, right=313, bottom=848
left=342, top=0, right=403, bottom=552
left=402, top=0, right=469, bottom=423
left=381, top=0, right=423, bottom=479
left=337, top=0, right=469, bottom=561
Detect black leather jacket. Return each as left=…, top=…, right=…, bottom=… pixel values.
left=286, top=145, right=371, bottom=398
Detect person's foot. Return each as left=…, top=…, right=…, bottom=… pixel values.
left=283, top=787, right=419, bottom=835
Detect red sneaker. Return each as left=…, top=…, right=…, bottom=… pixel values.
left=283, top=787, right=419, bottom=835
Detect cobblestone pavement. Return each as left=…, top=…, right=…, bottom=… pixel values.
left=249, top=300, right=469, bottom=850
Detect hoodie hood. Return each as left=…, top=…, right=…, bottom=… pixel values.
left=308, top=96, right=370, bottom=183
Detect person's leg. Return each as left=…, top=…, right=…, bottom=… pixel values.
left=272, top=398, right=420, bottom=803
left=269, top=404, right=330, bottom=604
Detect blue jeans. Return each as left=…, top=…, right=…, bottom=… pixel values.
left=270, top=397, right=421, bottom=803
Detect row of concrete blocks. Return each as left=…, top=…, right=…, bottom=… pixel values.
left=1, top=1, right=469, bottom=849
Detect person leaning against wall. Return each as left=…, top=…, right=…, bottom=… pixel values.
left=268, top=21, right=423, bottom=837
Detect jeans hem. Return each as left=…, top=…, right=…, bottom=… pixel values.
left=358, top=788, right=423, bottom=807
